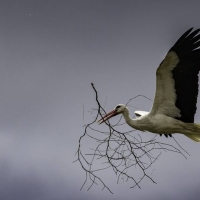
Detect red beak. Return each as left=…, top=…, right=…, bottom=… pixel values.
left=97, top=110, right=118, bottom=124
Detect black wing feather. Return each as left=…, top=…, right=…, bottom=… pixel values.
left=170, top=28, right=200, bottom=123
left=172, top=28, right=193, bottom=49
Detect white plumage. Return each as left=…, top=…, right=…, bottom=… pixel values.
left=98, top=28, right=200, bottom=142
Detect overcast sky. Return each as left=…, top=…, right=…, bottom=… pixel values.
left=1, top=0, right=200, bottom=200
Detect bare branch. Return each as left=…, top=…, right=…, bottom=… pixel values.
left=75, top=83, right=188, bottom=193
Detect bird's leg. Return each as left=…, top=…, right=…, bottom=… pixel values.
left=159, top=134, right=162, bottom=136
left=164, top=134, right=168, bottom=138
left=169, top=134, right=172, bottom=137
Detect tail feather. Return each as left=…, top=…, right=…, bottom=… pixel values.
left=183, top=123, right=200, bottom=142
left=184, top=134, right=200, bottom=142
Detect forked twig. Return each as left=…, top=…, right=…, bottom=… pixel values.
left=74, top=83, right=188, bottom=193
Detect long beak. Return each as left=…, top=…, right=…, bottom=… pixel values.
left=97, top=110, right=118, bottom=124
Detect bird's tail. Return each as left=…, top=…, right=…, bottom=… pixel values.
left=184, top=134, right=200, bottom=142
left=184, top=123, right=200, bottom=142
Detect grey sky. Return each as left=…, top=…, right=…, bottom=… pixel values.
left=1, top=0, right=200, bottom=199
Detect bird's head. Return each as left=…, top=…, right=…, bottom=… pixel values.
left=97, top=104, right=126, bottom=124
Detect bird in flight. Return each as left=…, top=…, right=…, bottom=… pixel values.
left=98, top=28, right=200, bottom=142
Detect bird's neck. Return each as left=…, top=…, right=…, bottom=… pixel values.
left=122, top=108, right=138, bottom=129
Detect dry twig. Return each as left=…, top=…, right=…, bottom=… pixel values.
left=74, top=83, right=188, bottom=193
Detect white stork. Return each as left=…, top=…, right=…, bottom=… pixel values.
left=98, top=28, right=200, bottom=142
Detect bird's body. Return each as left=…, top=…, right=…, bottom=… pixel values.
left=98, top=28, right=200, bottom=142
left=126, top=107, right=200, bottom=141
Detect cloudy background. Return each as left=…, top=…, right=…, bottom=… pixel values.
left=1, top=0, right=200, bottom=199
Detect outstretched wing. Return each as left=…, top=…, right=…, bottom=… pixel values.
left=150, top=28, right=200, bottom=123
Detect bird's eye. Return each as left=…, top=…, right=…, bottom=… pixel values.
left=116, top=105, right=121, bottom=109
